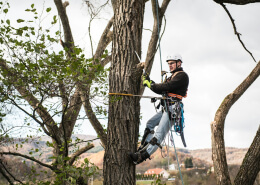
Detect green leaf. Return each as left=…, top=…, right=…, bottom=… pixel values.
left=16, top=29, right=23, bottom=36
left=46, top=7, right=51, bottom=12
left=64, top=157, right=71, bottom=161
left=31, top=4, right=34, bottom=8
left=17, top=19, right=25, bottom=23
left=3, top=9, right=8, bottom=14
left=6, top=19, right=10, bottom=25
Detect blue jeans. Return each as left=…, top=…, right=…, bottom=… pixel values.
left=145, top=105, right=175, bottom=155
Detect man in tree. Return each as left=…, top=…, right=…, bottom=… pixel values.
left=129, top=54, right=189, bottom=164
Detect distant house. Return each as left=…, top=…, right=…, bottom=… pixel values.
left=169, top=164, right=176, bottom=171
left=144, top=168, right=170, bottom=178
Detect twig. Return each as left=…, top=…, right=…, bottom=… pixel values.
left=68, top=137, right=100, bottom=147
left=68, top=144, right=94, bottom=165
left=219, top=2, right=256, bottom=62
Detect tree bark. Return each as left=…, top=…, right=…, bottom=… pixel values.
left=211, top=61, right=260, bottom=185
left=103, top=0, right=145, bottom=184
left=234, top=125, right=260, bottom=185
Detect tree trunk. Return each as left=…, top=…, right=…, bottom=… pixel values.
left=211, top=61, right=260, bottom=185
left=234, top=125, right=260, bottom=185
left=103, top=0, right=145, bottom=184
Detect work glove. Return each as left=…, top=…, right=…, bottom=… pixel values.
left=142, top=75, right=154, bottom=88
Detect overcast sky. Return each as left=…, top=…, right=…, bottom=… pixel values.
left=140, top=0, right=260, bottom=149
left=4, top=0, right=260, bottom=150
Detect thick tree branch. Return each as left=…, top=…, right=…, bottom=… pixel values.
left=140, top=0, right=170, bottom=95
left=101, top=55, right=112, bottom=66
left=63, top=87, right=82, bottom=137
left=217, top=2, right=256, bottom=62
left=80, top=87, right=107, bottom=147
left=215, top=61, right=260, bottom=125
left=234, top=125, right=260, bottom=184
left=68, top=143, right=94, bottom=165
left=214, top=0, right=260, bottom=5
left=94, top=16, right=113, bottom=64
left=54, top=0, right=74, bottom=46
left=211, top=60, right=260, bottom=185
left=76, top=18, right=114, bottom=149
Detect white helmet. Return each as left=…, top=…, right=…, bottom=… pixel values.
left=166, top=54, right=182, bottom=63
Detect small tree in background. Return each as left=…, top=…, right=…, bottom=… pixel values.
left=184, top=158, right=193, bottom=169
left=0, top=1, right=108, bottom=184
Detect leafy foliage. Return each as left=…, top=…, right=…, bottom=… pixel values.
left=0, top=1, right=109, bottom=184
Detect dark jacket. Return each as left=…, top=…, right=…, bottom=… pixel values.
left=150, top=67, right=189, bottom=97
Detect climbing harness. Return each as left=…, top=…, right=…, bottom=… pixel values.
left=166, top=98, right=186, bottom=147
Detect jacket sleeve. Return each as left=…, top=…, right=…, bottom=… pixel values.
left=150, top=72, right=188, bottom=95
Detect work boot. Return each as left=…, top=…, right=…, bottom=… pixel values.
left=129, top=150, right=150, bottom=165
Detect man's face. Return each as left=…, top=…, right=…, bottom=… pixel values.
left=168, top=60, right=177, bottom=72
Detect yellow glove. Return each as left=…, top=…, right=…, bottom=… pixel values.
left=142, top=75, right=153, bottom=88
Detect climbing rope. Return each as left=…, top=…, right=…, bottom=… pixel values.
left=170, top=128, right=184, bottom=184
left=155, top=0, right=184, bottom=184
left=155, top=0, right=163, bottom=83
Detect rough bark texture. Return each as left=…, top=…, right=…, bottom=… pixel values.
left=234, top=125, right=260, bottom=185
left=211, top=61, right=260, bottom=185
left=103, top=0, right=145, bottom=184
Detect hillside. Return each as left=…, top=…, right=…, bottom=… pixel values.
left=2, top=135, right=247, bottom=169
left=189, top=147, right=248, bottom=165
left=81, top=146, right=247, bottom=171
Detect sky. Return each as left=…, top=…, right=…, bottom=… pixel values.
left=3, top=0, right=260, bottom=150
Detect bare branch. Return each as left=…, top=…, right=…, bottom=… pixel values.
left=68, top=137, right=100, bottom=147
left=68, top=143, right=94, bottom=165
left=218, top=2, right=256, bottom=62
left=94, top=16, right=114, bottom=64
left=211, top=60, right=260, bottom=184
left=79, top=85, right=107, bottom=147
left=101, top=55, right=112, bottom=66
left=54, top=0, right=74, bottom=46
left=0, top=152, right=56, bottom=171
left=8, top=99, right=50, bottom=136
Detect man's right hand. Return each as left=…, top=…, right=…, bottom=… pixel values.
left=142, top=75, right=153, bottom=88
